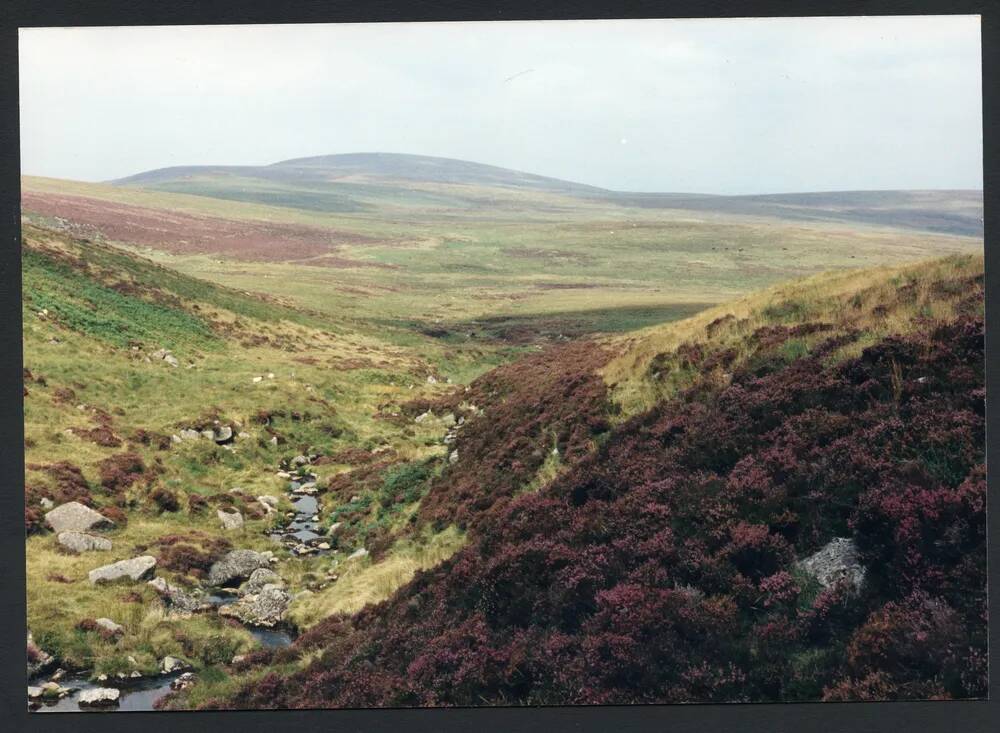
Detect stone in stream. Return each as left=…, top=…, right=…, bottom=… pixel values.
left=218, top=584, right=291, bottom=627
left=57, top=530, right=113, bottom=553
left=217, top=509, right=244, bottom=531
left=78, top=688, right=120, bottom=707
left=95, top=618, right=124, bottom=636
left=27, top=686, right=44, bottom=701
left=207, top=549, right=275, bottom=587
left=160, top=656, right=192, bottom=674
left=171, top=672, right=196, bottom=691
left=44, top=501, right=115, bottom=534
left=147, top=577, right=212, bottom=614
left=241, top=567, right=284, bottom=596
left=88, top=555, right=157, bottom=585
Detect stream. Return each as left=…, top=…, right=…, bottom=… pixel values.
left=31, top=466, right=320, bottom=712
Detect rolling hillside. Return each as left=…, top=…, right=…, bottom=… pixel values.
left=185, top=253, right=985, bottom=709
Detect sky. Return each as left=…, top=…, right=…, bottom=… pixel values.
left=18, top=16, right=983, bottom=195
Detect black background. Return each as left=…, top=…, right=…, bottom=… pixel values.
left=0, top=2, right=995, bottom=732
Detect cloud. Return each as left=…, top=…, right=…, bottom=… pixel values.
left=19, top=16, right=982, bottom=193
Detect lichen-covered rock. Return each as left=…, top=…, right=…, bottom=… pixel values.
left=217, top=509, right=244, bottom=531
left=44, top=502, right=115, bottom=534
left=795, top=537, right=866, bottom=594
left=57, top=531, right=112, bottom=553
left=218, top=584, right=290, bottom=627
left=241, top=567, right=283, bottom=596
left=78, top=687, right=120, bottom=707
left=160, top=656, right=192, bottom=674
left=95, top=618, right=123, bottom=636
left=147, top=577, right=212, bottom=614
left=88, top=555, right=157, bottom=585
left=207, top=549, right=274, bottom=587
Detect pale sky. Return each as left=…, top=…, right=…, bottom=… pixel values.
left=18, top=16, right=983, bottom=195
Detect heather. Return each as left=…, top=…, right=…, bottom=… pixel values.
left=214, top=307, right=985, bottom=708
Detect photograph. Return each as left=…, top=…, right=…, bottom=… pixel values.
left=18, top=15, right=986, bottom=713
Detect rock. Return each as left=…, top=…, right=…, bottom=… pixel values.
left=347, top=547, right=369, bottom=561
left=214, top=426, right=234, bottom=444
left=267, top=373, right=275, bottom=379
left=40, top=497, right=54, bottom=510
left=257, top=495, right=279, bottom=508
left=171, top=434, right=183, bottom=444
left=148, top=577, right=211, bottom=614
left=218, top=584, right=291, bottom=627
left=163, top=354, right=180, bottom=367
left=45, top=502, right=115, bottom=534
left=27, top=631, right=55, bottom=678
left=40, top=681, right=72, bottom=699
left=291, top=455, right=310, bottom=467
left=150, top=349, right=169, bottom=360
left=253, top=376, right=264, bottom=383
left=171, top=672, right=196, bottom=690
left=796, top=537, right=866, bottom=594
left=88, top=556, right=157, bottom=585
left=316, top=542, right=331, bottom=550
left=327, top=522, right=343, bottom=535
left=217, top=509, right=244, bottom=531
left=415, top=410, right=433, bottom=424
left=426, top=375, right=437, bottom=384
left=441, top=413, right=457, bottom=428
left=449, top=449, right=459, bottom=464
left=231, top=654, right=246, bottom=665
left=160, top=656, right=192, bottom=674
left=179, top=428, right=201, bottom=440
left=242, top=567, right=283, bottom=595
left=95, top=618, right=124, bottom=636
left=207, top=549, right=273, bottom=587
left=49, top=668, right=66, bottom=682
left=78, top=688, right=120, bottom=707
left=57, top=531, right=113, bottom=553
left=27, top=686, right=44, bottom=700
left=269, top=436, right=278, bottom=446
left=201, top=430, right=216, bottom=440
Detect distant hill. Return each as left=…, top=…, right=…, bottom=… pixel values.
left=110, top=152, right=983, bottom=237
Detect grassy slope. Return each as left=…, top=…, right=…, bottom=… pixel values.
left=22, top=224, right=473, bottom=683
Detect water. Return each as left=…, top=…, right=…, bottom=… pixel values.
left=268, top=493, right=330, bottom=552
left=31, top=674, right=179, bottom=713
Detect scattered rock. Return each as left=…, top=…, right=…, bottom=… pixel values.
left=160, top=656, right=192, bottom=674
left=426, top=375, right=437, bottom=384
left=78, top=688, right=120, bottom=707
left=39, top=497, right=54, bottom=510
left=88, top=555, right=157, bottom=585
left=45, top=502, right=115, bottom=534
left=316, top=542, right=331, bottom=551
left=257, top=495, right=279, bottom=508
left=148, top=577, right=212, bottom=614
left=291, top=455, right=310, bottom=467
left=795, top=537, right=866, bottom=594
left=57, top=531, right=112, bottom=553
left=347, top=547, right=369, bottom=561
left=207, top=549, right=274, bottom=587
left=27, top=686, right=44, bottom=700
left=214, top=426, right=234, bottom=444
left=449, top=449, right=459, bottom=464
left=231, top=654, right=246, bottom=665
left=217, top=509, right=244, bottom=531
left=327, top=522, right=343, bottom=535
left=253, top=376, right=264, bottom=383
left=163, top=354, right=179, bottom=368
left=415, top=410, right=433, bottom=424
left=218, top=584, right=291, bottom=627
left=94, top=618, right=124, bottom=636
left=441, top=413, right=457, bottom=428
left=171, top=672, right=196, bottom=691
left=178, top=428, right=201, bottom=440
left=242, top=567, right=283, bottom=595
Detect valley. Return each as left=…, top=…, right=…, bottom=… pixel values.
left=20, top=153, right=986, bottom=710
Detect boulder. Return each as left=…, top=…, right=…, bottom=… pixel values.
left=217, top=509, right=244, bottom=531
left=44, top=502, right=115, bottom=534
left=214, top=426, right=234, bottom=444
left=242, top=567, right=283, bottom=596
left=78, top=688, right=120, bottom=707
left=218, top=584, right=291, bottom=627
left=147, top=577, right=211, bottom=614
left=160, top=656, right=192, bottom=674
left=88, top=555, right=157, bottom=585
left=795, top=537, right=866, bottom=594
left=95, top=618, right=124, bottom=636
left=170, top=672, right=196, bottom=690
left=57, top=531, right=112, bottom=553
left=207, top=549, right=274, bottom=587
